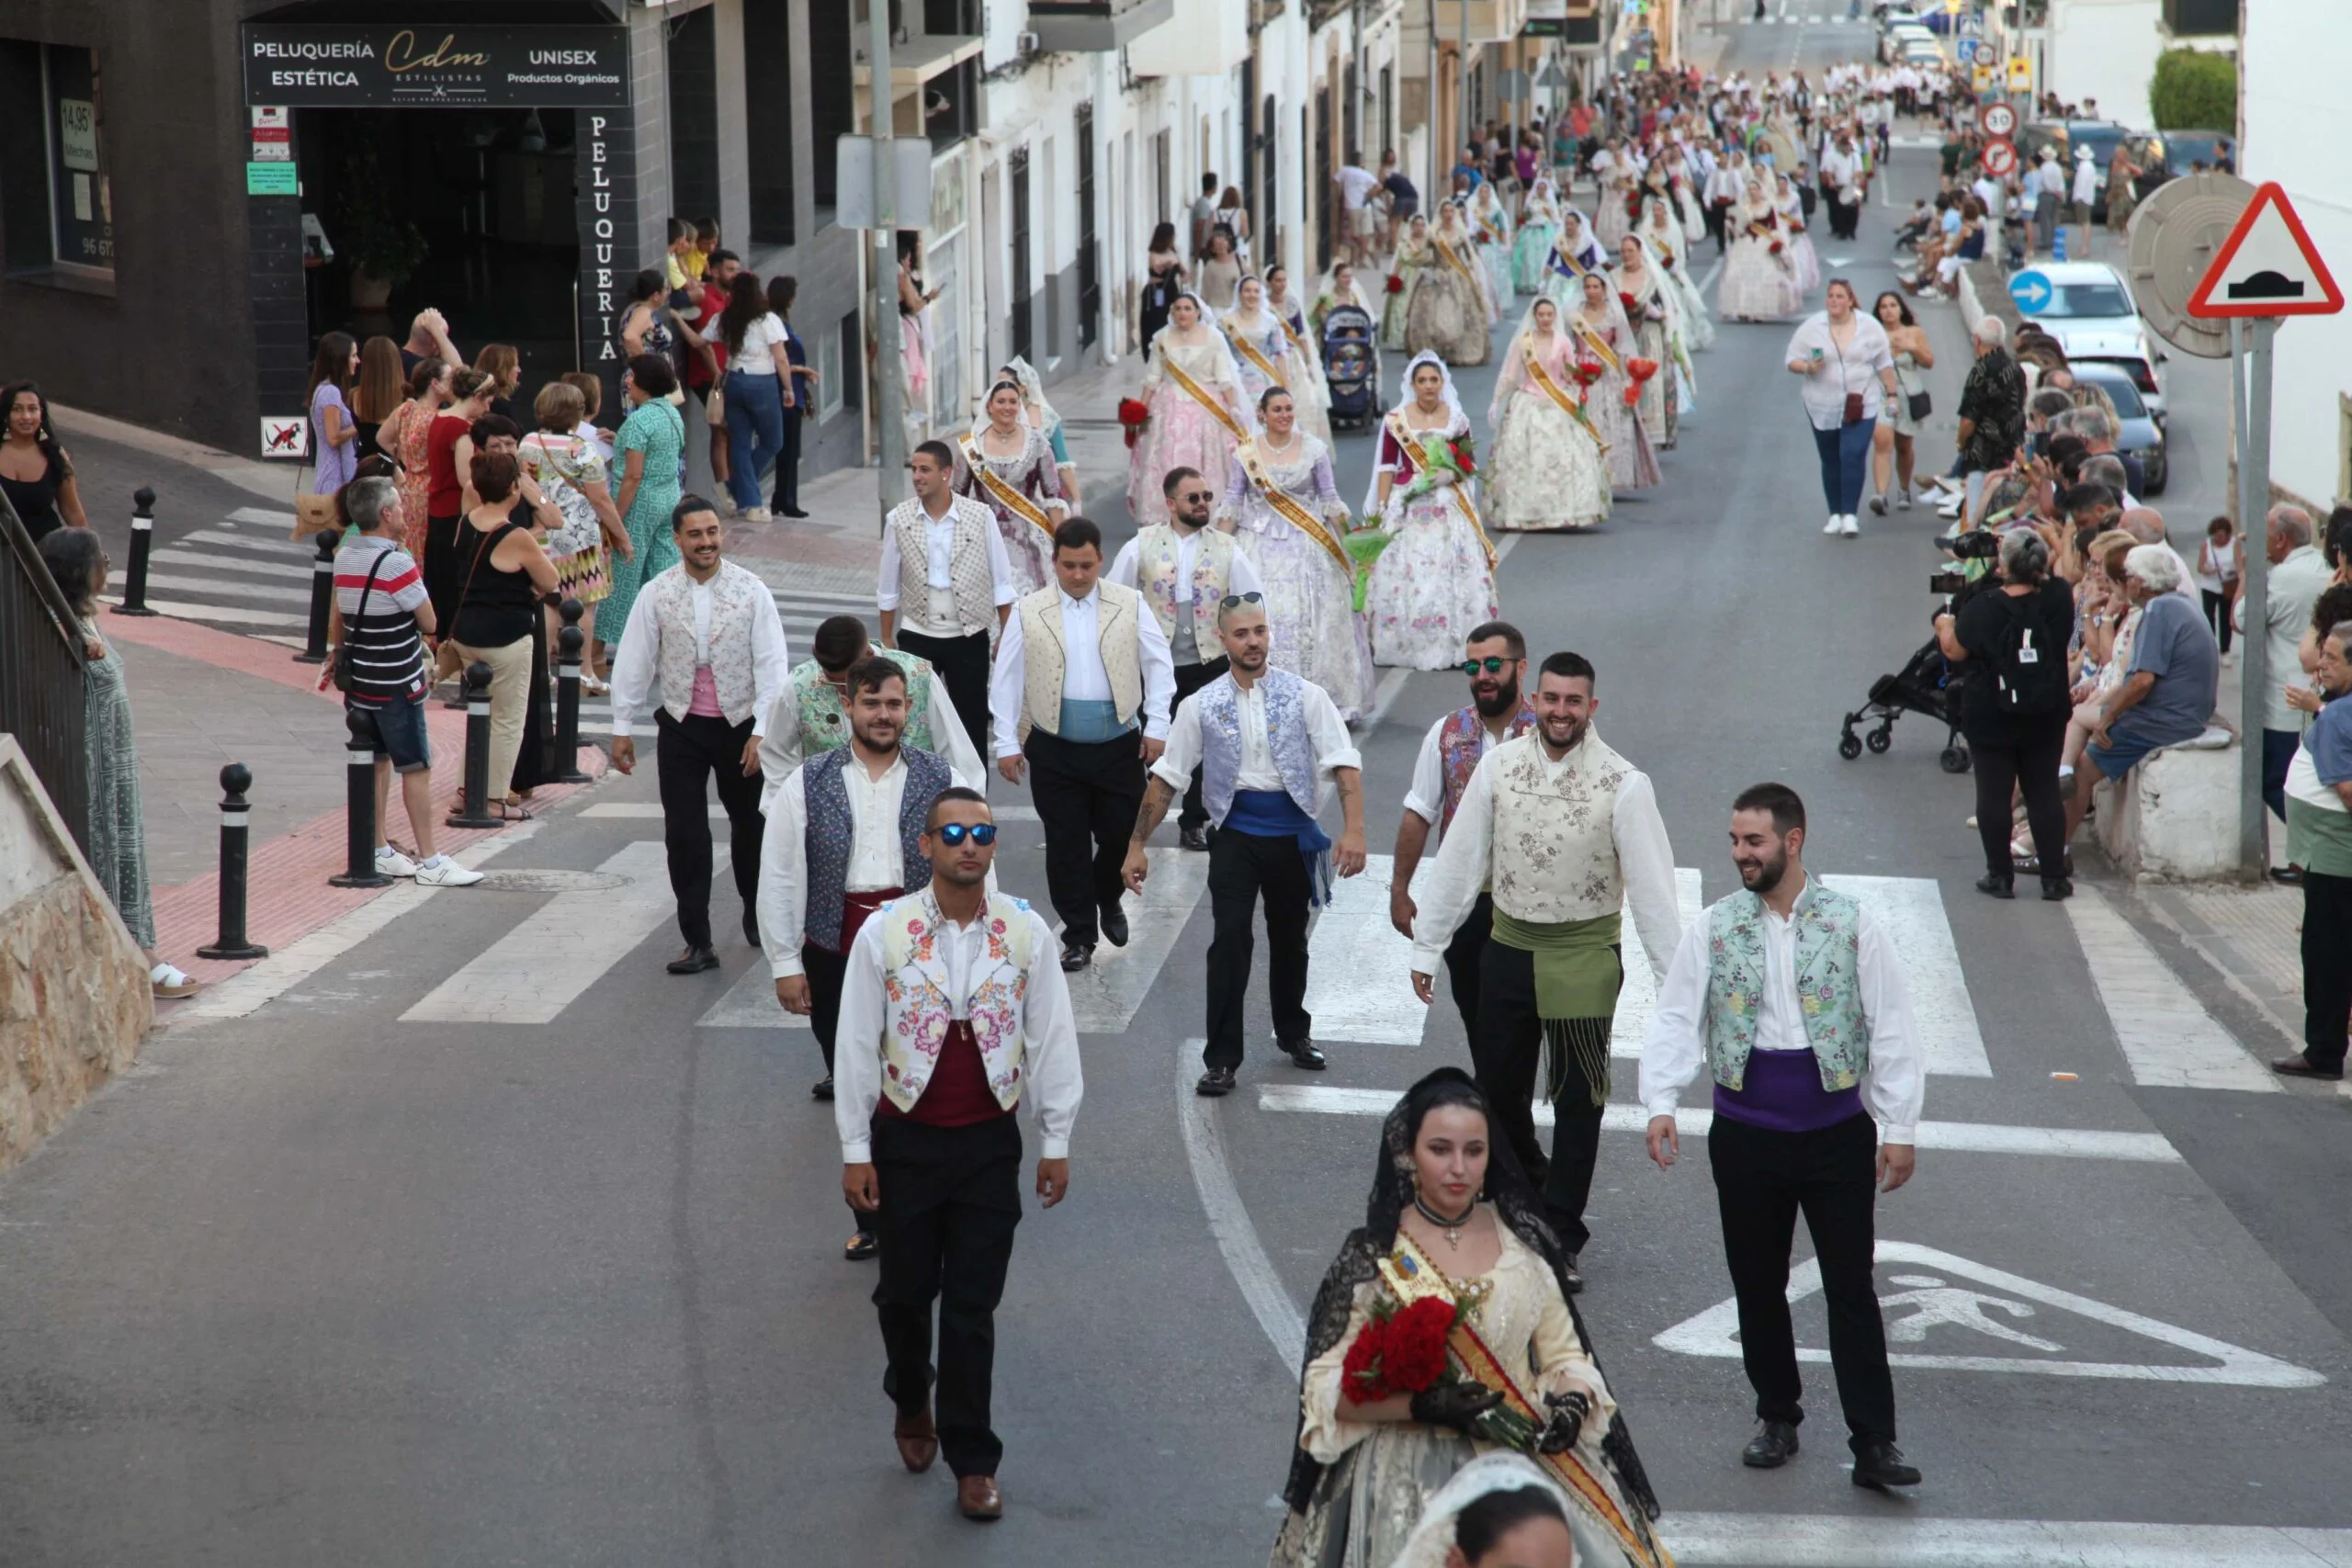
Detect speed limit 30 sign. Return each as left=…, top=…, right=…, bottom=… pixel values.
left=1979, top=101, right=2018, bottom=139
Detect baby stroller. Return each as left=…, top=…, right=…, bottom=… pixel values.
left=1323, top=306, right=1379, bottom=431
left=1837, top=636, right=1973, bottom=773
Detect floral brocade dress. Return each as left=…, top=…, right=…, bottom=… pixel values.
left=1616, top=273, right=1676, bottom=449
left=394, top=400, right=437, bottom=562
left=956, top=426, right=1062, bottom=594
left=1400, top=237, right=1492, bottom=368
left=1126, top=335, right=1250, bottom=532
left=1574, top=310, right=1661, bottom=491
left=1366, top=412, right=1500, bottom=671
left=1487, top=336, right=1611, bottom=534
left=1218, top=434, right=1376, bottom=720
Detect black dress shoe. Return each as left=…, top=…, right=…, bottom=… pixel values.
left=780, top=507, right=811, bottom=519
left=667, top=945, right=720, bottom=975
left=742, top=915, right=760, bottom=946
left=1058, top=942, right=1093, bottom=973
left=1742, top=1420, right=1800, bottom=1469
left=1974, top=873, right=2015, bottom=900
left=843, top=1227, right=878, bottom=1262
left=1195, top=1066, right=1238, bottom=1097
left=1559, top=1252, right=1584, bottom=1293
left=811, top=1075, right=835, bottom=1100
left=1180, top=825, right=1211, bottom=852
left=2273, top=1053, right=2346, bottom=1080
left=2269, top=865, right=2307, bottom=886
left=2041, top=875, right=2074, bottom=901
left=1850, top=1439, right=1921, bottom=1490
left=1099, top=904, right=1130, bottom=948
left=1281, top=1037, right=1328, bottom=1071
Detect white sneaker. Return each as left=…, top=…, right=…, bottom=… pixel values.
left=416, top=857, right=486, bottom=887
left=375, top=846, right=420, bottom=877
left=742, top=506, right=774, bottom=523
left=1936, top=496, right=1964, bottom=520
left=1825, top=514, right=1844, bottom=535
left=1840, top=513, right=1860, bottom=536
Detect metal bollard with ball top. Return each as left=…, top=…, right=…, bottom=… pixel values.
left=329, top=707, right=395, bottom=888
left=552, top=597, right=592, bottom=784
left=114, top=487, right=158, bottom=616
left=195, top=763, right=268, bottom=960
left=445, top=660, right=502, bottom=829
left=295, top=525, right=339, bottom=665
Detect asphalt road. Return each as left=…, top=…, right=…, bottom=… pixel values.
left=6, top=16, right=2350, bottom=1568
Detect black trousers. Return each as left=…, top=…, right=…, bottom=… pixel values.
left=804, top=941, right=851, bottom=1074
left=899, top=626, right=993, bottom=768
left=2304, top=871, right=2352, bottom=1072
left=1827, top=186, right=1859, bottom=240
left=1474, top=941, right=1617, bottom=1255
left=655, top=710, right=764, bottom=948
left=871, top=1113, right=1023, bottom=1479
left=1705, top=199, right=1731, bottom=256
left=773, top=409, right=802, bottom=511
left=1204, top=828, right=1314, bottom=1068
left=1442, top=892, right=1495, bottom=1045
left=1707, top=1112, right=1897, bottom=1452
left=1170, top=656, right=1231, bottom=830
left=1969, top=713, right=2068, bottom=877
left=1024, top=728, right=1146, bottom=948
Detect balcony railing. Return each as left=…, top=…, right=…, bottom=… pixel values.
left=0, top=492, right=87, bottom=857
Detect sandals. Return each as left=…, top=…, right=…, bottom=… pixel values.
left=493, top=800, right=535, bottom=822
left=581, top=674, right=610, bottom=696
left=151, top=962, right=203, bottom=999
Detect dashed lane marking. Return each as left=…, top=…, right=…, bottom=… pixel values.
left=2064, top=885, right=2277, bottom=1091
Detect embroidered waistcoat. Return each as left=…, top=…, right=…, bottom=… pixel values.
left=1016, top=581, right=1145, bottom=741
left=1701, top=885, right=1872, bottom=1093
left=1487, top=731, right=1633, bottom=926
left=1196, top=670, right=1320, bottom=828
left=889, top=496, right=999, bottom=636
left=801, top=746, right=954, bottom=951
left=789, top=648, right=939, bottom=761
left=1438, top=699, right=1537, bottom=831
left=876, top=890, right=1042, bottom=1114
left=649, top=560, right=764, bottom=725
left=1136, top=524, right=1236, bottom=658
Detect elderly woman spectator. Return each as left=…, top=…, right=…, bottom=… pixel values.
left=1954, top=315, right=2027, bottom=518
left=449, top=451, right=562, bottom=818
left=2060, top=543, right=2222, bottom=846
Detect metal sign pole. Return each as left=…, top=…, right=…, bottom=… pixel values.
left=2233, top=316, right=2275, bottom=877
left=870, top=6, right=910, bottom=531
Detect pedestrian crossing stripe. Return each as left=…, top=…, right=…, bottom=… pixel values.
left=1653, top=1240, right=2324, bottom=1388
left=2065, top=886, right=2276, bottom=1091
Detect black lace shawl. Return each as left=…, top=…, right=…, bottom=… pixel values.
left=1276, top=1068, right=1661, bottom=1526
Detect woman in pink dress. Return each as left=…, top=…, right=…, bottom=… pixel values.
left=1486, top=299, right=1611, bottom=533
left=1125, top=290, right=1256, bottom=529
left=1570, top=272, right=1660, bottom=492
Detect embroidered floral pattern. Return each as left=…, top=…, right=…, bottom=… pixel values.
left=1489, top=735, right=1629, bottom=925
left=875, top=893, right=1040, bottom=1114
left=1701, top=886, right=1871, bottom=1092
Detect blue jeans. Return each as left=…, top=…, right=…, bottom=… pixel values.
left=722, top=371, right=786, bottom=512
left=1810, top=417, right=1876, bottom=515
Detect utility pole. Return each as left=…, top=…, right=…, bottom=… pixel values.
left=1456, top=0, right=1470, bottom=182
left=869, top=0, right=910, bottom=528
left=1426, top=0, right=1439, bottom=198
left=2231, top=315, right=2276, bottom=876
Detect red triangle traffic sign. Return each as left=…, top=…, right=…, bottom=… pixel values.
left=2187, top=181, right=2345, bottom=318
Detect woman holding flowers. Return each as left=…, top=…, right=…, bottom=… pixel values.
left=1570, top=273, right=1660, bottom=493
left=1639, top=195, right=1714, bottom=354
left=1268, top=1068, right=1669, bottom=1568
left=1364, top=354, right=1500, bottom=671
left=1613, top=235, right=1679, bottom=451
left=1125, top=289, right=1256, bottom=529
left=1467, top=182, right=1516, bottom=310
left=1225, top=275, right=1330, bottom=445
left=1718, top=188, right=1802, bottom=323
left=1263, top=266, right=1336, bottom=445
left=1775, top=173, right=1822, bottom=296
left=1512, top=177, right=1564, bottom=298
left=1485, top=299, right=1611, bottom=535
left=1382, top=219, right=1430, bottom=352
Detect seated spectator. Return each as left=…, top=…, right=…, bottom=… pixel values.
left=2075, top=408, right=2141, bottom=498
left=2061, top=530, right=2144, bottom=794
left=2027, top=386, right=2075, bottom=442
left=2119, top=507, right=2198, bottom=603
left=2063, top=545, right=2222, bottom=843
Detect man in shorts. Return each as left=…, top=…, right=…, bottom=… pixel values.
left=2064, top=546, right=2222, bottom=846
left=1337, top=149, right=1381, bottom=265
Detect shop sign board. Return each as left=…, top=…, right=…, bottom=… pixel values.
left=241, top=23, right=629, bottom=107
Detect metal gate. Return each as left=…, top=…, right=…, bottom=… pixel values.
left=0, top=493, right=87, bottom=855
left=1009, top=144, right=1033, bottom=365
left=1076, top=103, right=1099, bottom=349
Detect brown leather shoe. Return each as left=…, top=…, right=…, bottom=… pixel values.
left=956, top=1474, right=1003, bottom=1520
left=892, top=1404, right=937, bottom=1473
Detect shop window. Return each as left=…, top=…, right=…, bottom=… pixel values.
left=668, top=7, right=720, bottom=229
left=838, top=310, right=864, bottom=410
left=809, top=2, right=854, bottom=210
left=745, top=0, right=795, bottom=246
left=0, top=41, right=113, bottom=284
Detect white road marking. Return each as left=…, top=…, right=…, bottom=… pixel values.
left=1611, top=867, right=1705, bottom=1055
left=1065, top=847, right=1210, bottom=1031
left=108, top=570, right=310, bottom=605
left=1654, top=1241, right=2324, bottom=1388
left=1302, top=853, right=1425, bottom=1043
left=401, top=840, right=679, bottom=1023
left=579, top=803, right=728, bottom=818
left=1696, top=257, right=1724, bottom=296
left=1177, top=1039, right=1306, bottom=1369
left=148, top=547, right=316, bottom=581
left=225, top=506, right=299, bottom=528
left=699, top=961, right=808, bottom=1031
left=1821, top=874, right=1993, bottom=1077
left=1660, top=1513, right=2352, bottom=1567
left=96, top=595, right=305, bottom=627
left=181, top=528, right=312, bottom=557
left=2064, top=886, right=2276, bottom=1091
left=1255, top=1086, right=2184, bottom=1163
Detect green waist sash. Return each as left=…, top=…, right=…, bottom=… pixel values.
left=1490, top=908, right=1623, bottom=1108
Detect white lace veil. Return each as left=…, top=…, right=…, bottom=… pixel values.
left=1148, top=288, right=1259, bottom=438
left=1363, top=350, right=1470, bottom=515
left=1488, top=297, right=1567, bottom=428
left=1385, top=1454, right=1602, bottom=1568
left=972, top=355, right=1061, bottom=444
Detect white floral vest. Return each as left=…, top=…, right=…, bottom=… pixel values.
left=1135, top=524, right=1235, bottom=660
left=889, top=496, right=1000, bottom=637
left=648, top=560, right=766, bottom=726
left=1016, top=581, right=1145, bottom=741
left=1487, top=731, right=1634, bottom=925
left=875, top=890, right=1042, bottom=1113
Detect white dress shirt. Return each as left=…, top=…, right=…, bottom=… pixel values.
left=987, top=586, right=1177, bottom=758
left=1638, top=874, right=1924, bottom=1145
left=1105, top=527, right=1267, bottom=647
left=756, top=661, right=987, bottom=811
left=1150, top=673, right=1361, bottom=812
left=607, top=567, right=792, bottom=739
left=1406, top=736, right=1682, bottom=980
left=876, top=496, right=1018, bottom=637
left=757, top=751, right=981, bottom=978
left=831, top=898, right=1082, bottom=1162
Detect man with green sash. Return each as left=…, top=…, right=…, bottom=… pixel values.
left=759, top=614, right=984, bottom=814
left=1408, top=650, right=1681, bottom=1290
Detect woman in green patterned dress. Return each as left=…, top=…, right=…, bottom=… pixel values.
left=600, top=353, right=687, bottom=651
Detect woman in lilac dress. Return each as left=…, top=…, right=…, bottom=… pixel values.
left=1363, top=354, right=1500, bottom=671
left=955, top=378, right=1067, bottom=595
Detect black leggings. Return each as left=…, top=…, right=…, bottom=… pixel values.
left=2201, top=588, right=2236, bottom=654
left=1971, top=713, right=2069, bottom=878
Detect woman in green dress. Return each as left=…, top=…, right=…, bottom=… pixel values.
left=600, top=352, right=688, bottom=648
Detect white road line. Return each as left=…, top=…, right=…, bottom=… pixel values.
left=1066, top=846, right=1211, bottom=1031
left=181, top=528, right=312, bottom=557
left=1255, top=1086, right=2184, bottom=1163
left=111, top=570, right=311, bottom=605
left=1611, top=867, right=1705, bottom=1056
left=1302, top=853, right=1424, bottom=1044
left=400, top=840, right=679, bottom=1024
left=226, top=506, right=299, bottom=528
left=579, top=803, right=729, bottom=818
left=1178, top=1039, right=1306, bottom=1369
left=96, top=595, right=305, bottom=627
left=1696, top=256, right=1724, bottom=295
left=148, top=547, right=316, bottom=581
left=2065, top=886, right=2277, bottom=1091
left=1660, top=1513, right=2352, bottom=1565
left=1822, top=874, right=1993, bottom=1077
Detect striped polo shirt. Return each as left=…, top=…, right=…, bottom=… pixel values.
left=333, top=533, right=429, bottom=704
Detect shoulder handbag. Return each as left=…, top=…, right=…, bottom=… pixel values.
left=291, top=454, right=343, bottom=541
left=1907, top=388, right=1933, bottom=423
left=331, top=545, right=390, bottom=694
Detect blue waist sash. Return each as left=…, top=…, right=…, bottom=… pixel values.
left=1057, top=697, right=1135, bottom=744
left=1227, top=788, right=1335, bottom=908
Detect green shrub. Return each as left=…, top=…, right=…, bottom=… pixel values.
left=2149, top=47, right=2236, bottom=131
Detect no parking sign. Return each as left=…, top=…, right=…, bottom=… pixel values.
left=1981, top=138, right=2018, bottom=179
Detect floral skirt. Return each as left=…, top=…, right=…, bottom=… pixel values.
left=1488, top=389, right=1610, bottom=532
left=1718, top=237, right=1803, bottom=320
left=1403, top=273, right=1490, bottom=367
left=1234, top=502, right=1377, bottom=719
left=1512, top=224, right=1561, bottom=295
left=553, top=542, right=611, bottom=606
left=1126, top=386, right=1242, bottom=531
left=1366, top=489, right=1499, bottom=671
left=1790, top=232, right=1823, bottom=294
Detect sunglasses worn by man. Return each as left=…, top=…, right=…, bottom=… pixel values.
left=1461, top=655, right=1515, bottom=676
left=934, top=822, right=998, bottom=847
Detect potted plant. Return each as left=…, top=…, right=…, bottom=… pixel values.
left=336, top=149, right=427, bottom=312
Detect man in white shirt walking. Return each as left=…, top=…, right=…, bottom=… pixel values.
left=2068, top=146, right=2098, bottom=255
left=879, top=440, right=1016, bottom=766
left=1820, top=130, right=1864, bottom=242
left=1336, top=148, right=1383, bottom=265
left=1641, top=783, right=1923, bottom=1493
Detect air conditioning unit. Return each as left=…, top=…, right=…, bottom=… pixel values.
left=1016, top=29, right=1041, bottom=53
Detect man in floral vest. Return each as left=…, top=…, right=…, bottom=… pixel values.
left=1639, top=782, right=1925, bottom=1493
left=1107, top=466, right=1264, bottom=850
left=757, top=613, right=984, bottom=811
left=833, top=786, right=1082, bottom=1523
left=1390, top=620, right=1537, bottom=1045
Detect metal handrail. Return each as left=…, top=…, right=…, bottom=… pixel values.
left=0, top=488, right=91, bottom=853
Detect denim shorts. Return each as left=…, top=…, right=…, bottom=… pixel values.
left=356, top=693, right=433, bottom=773
left=2086, top=732, right=2158, bottom=784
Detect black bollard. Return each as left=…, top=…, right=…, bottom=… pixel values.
left=294, top=525, right=339, bottom=665
left=114, top=486, right=158, bottom=616
left=552, top=597, right=592, bottom=784
left=195, top=762, right=269, bottom=960
left=328, top=706, right=394, bottom=888
left=446, top=660, right=502, bottom=829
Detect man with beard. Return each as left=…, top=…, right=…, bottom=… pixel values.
left=1407, top=650, right=1681, bottom=1290
left=1639, top=783, right=1924, bottom=1492
left=1389, top=622, right=1538, bottom=1046
left=760, top=656, right=980, bottom=1258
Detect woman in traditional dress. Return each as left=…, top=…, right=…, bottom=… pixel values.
left=1717, top=189, right=1801, bottom=322
left=958, top=378, right=1069, bottom=593
left=1775, top=173, right=1822, bottom=296
left=1267, top=1069, right=1670, bottom=1568
left=1468, top=182, right=1516, bottom=307
left=1389, top=1454, right=1633, bottom=1568
left=1218, top=386, right=1375, bottom=720
left=1125, top=289, right=1255, bottom=530
left=1638, top=195, right=1713, bottom=354
left=1223, top=275, right=1312, bottom=434
left=1593, top=148, right=1638, bottom=252
left=1570, top=272, right=1660, bottom=493
left=992, top=355, right=1075, bottom=499
left=1363, top=354, right=1499, bottom=671
left=1512, top=177, right=1565, bottom=297
left=1661, top=144, right=1707, bottom=243
left=1382, top=220, right=1428, bottom=351
left=1403, top=205, right=1495, bottom=367
left=1542, top=207, right=1607, bottom=310
left=1613, top=234, right=1679, bottom=451
left=1485, top=298, right=1611, bottom=534
left=1263, top=265, right=1336, bottom=446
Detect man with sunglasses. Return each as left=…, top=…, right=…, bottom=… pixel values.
left=833, top=786, right=1082, bottom=1522
left=1125, top=593, right=1366, bottom=1095
left=1108, top=467, right=1265, bottom=851
left=1390, top=622, right=1539, bottom=1047
left=761, top=655, right=981, bottom=1258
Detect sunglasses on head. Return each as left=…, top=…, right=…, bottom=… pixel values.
left=933, top=822, right=998, bottom=847
left=1219, top=592, right=1264, bottom=610
left=1461, top=656, right=1513, bottom=676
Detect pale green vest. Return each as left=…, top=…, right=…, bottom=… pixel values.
left=1701, top=882, right=1871, bottom=1093
left=790, top=648, right=938, bottom=760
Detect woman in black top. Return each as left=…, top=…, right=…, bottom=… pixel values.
left=1, top=380, right=88, bottom=544
left=1140, top=221, right=1186, bottom=346
left=1936, top=527, right=2078, bottom=900
left=448, top=451, right=560, bottom=818
left=766, top=274, right=820, bottom=519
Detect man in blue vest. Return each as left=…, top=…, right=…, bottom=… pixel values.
left=1639, top=783, right=1926, bottom=1493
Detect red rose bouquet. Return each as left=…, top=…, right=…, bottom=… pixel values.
left=1386, top=274, right=1406, bottom=295
left=1623, top=356, right=1658, bottom=408
left=1617, top=290, right=1641, bottom=320
left=1117, top=396, right=1150, bottom=450
left=1770, top=240, right=1785, bottom=255
left=1340, top=1294, right=1542, bottom=1450
left=1571, top=359, right=1604, bottom=388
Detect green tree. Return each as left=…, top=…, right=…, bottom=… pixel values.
left=2149, top=48, right=2236, bottom=131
